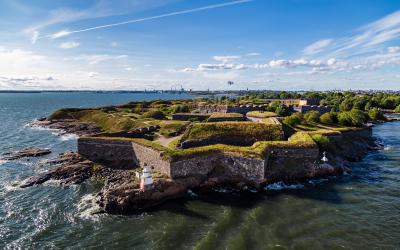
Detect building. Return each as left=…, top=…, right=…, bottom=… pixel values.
left=293, top=105, right=331, bottom=114
left=198, top=104, right=265, bottom=115
left=261, top=98, right=321, bottom=106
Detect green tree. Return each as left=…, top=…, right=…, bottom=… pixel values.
left=339, top=99, right=353, bottom=111
left=320, top=112, right=337, bottom=124
left=274, top=105, right=289, bottom=116
left=368, top=108, right=386, bottom=121
left=395, top=105, right=400, bottom=113
left=283, top=113, right=303, bottom=126
left=304, top=111, right=320, bottom=123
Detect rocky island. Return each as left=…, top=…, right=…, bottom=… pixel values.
left=21, top=94, right=390, bottom=215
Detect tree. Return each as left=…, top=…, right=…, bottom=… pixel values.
left=368, top=108, right=386, bottom=121
left=274, top=105, right=289, bottom=116
left=320, top=112, right=337, bottom=124
left=349, top=109, right=367, bottom=126
left=283, top=113, right=303, bottom=126
left=304, top=111, right=320, bottom=123
left=339, top=99, right=353, bottom=111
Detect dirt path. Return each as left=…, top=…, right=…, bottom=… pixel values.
left=156, top=135, right=182, bottom=148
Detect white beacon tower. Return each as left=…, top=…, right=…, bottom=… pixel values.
left=140, top=167, right=153, bottom=191
left=321, top=151, right=328, bottom=163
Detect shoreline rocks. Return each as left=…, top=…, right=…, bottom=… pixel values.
left=30, top=119, right=101, bottom=136
left=2, top=147, right=51, bottom=160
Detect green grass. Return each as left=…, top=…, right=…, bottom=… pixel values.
left=159, top=121, right=190, bottom=137
left=182, top=122, right=284, bottom=142
left=294, top=122, right=366, bottom=136
left=246, top=111, right=277, bottom=118
left=208, top=113, right=244, bottom=119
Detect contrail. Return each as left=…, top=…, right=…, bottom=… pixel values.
left=40, top=0, right=253, bottom=40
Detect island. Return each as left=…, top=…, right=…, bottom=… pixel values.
left=21, top=91, right=398, bottom=215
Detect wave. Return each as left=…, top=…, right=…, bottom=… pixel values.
left=75, top=193, right=102, bottom=220
left=59, top=133, right=79, bottom=141
left=264, top=181, right=305, bottom=191
left=0, top=159, right=8, bottom=165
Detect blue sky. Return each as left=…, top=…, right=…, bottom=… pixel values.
left=1, top=0, right=400, bottom=90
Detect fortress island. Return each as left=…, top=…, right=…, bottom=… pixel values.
left=20, top=91, right=397, bottom=214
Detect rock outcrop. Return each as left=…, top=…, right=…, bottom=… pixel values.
left=2, top=147, right=51, bottom=160
left=30, top=119, right=101, bottom=136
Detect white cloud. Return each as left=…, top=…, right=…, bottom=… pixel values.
left=387, top=46, right=400, bottom=53
left=302, top=39, right=333, bottom=55
left=87, top=72, right=99, bottom=78
left=51, top=30, right=72, bottom=39
left=213, top=55, right=241, bottom=63
left=246, top=52, right=261, bottom=56
left=31, top=30, right=39, bottom=44
left=67, top=54, right=128, bottom=65
left=58, top=41, right=80, bottom=49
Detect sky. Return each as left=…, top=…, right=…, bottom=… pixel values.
left=1, top=0, right=400, bottom=91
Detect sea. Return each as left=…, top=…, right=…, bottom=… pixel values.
left=0, top=92, right=399, bottom=249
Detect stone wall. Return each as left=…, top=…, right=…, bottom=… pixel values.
left=78, top=133, right=327, bottom=185
left=264, top=144, right=320, bottom=183
left=293, top=105, right=331, bottom=114
left=170, top=153, right=267, bottom=184
left=78, top=139, right=139, bottom=170
left=198, top=105, right=265, bottom=115
left=171, top=113, right=210, bottom=121
left=78, top=138, right=170, bottom=175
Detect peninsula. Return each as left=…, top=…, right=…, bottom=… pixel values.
left=21, top=91, right=398, bottom=214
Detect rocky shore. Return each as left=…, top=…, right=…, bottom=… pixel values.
left=30, top=118, right=101, bottom=136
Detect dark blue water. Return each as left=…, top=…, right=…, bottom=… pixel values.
left=0, top=93, right=399, bottom=249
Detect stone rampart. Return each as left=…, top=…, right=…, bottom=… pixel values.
left=78, top=132, right=324, bottom=185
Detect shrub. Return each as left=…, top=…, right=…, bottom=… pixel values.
left=304, top=111, right=320, bottom=123
left=311, top=134, right=332, bottom=151
left=368, top=108, right=386, bottom=121
left=337, top=109, right=367, bottom=127
left=275, top=105, right=290, bottom=116
left=320, top=112, right=337, bottom=124
left=283, top=113, right=303, bottom=127
left=142, top=110, right=165, bottom=119
left=395, top=105, right=400, bottom=113
left=172, top=105, right=190, bottom=113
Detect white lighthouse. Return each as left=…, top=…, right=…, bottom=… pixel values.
left=140, top=167, right=153, bottom=191
left=321, top=151, right=328, bottom=163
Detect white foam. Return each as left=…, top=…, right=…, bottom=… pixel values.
left=0, top=159, right=8, bottom=165
left=384, top=145, right=395, bottom=151
left=76, top=193, right=102, bottom=220
left=59, top=133, right=79, bottom=141
left=264, top=181, right=304, bottom=191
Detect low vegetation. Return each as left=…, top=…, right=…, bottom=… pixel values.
left=159, top=121, right=190, bottom=137
left=182, top=122, right=284, bottom=142
left=246, top=111, right=277, bottom=118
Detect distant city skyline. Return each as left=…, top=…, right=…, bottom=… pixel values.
left=1, top=0, right=400, bottom=90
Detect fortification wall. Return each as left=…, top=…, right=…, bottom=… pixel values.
left=78, top=139, right=139, bottom=170
left=78, top=138, right=170, bottom=175
left=264, top=144, right=320, bottom=183
left=170, top=153, right=267, bottom=183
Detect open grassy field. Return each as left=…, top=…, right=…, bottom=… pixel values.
left=182, top=122, right=284, bottom=142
